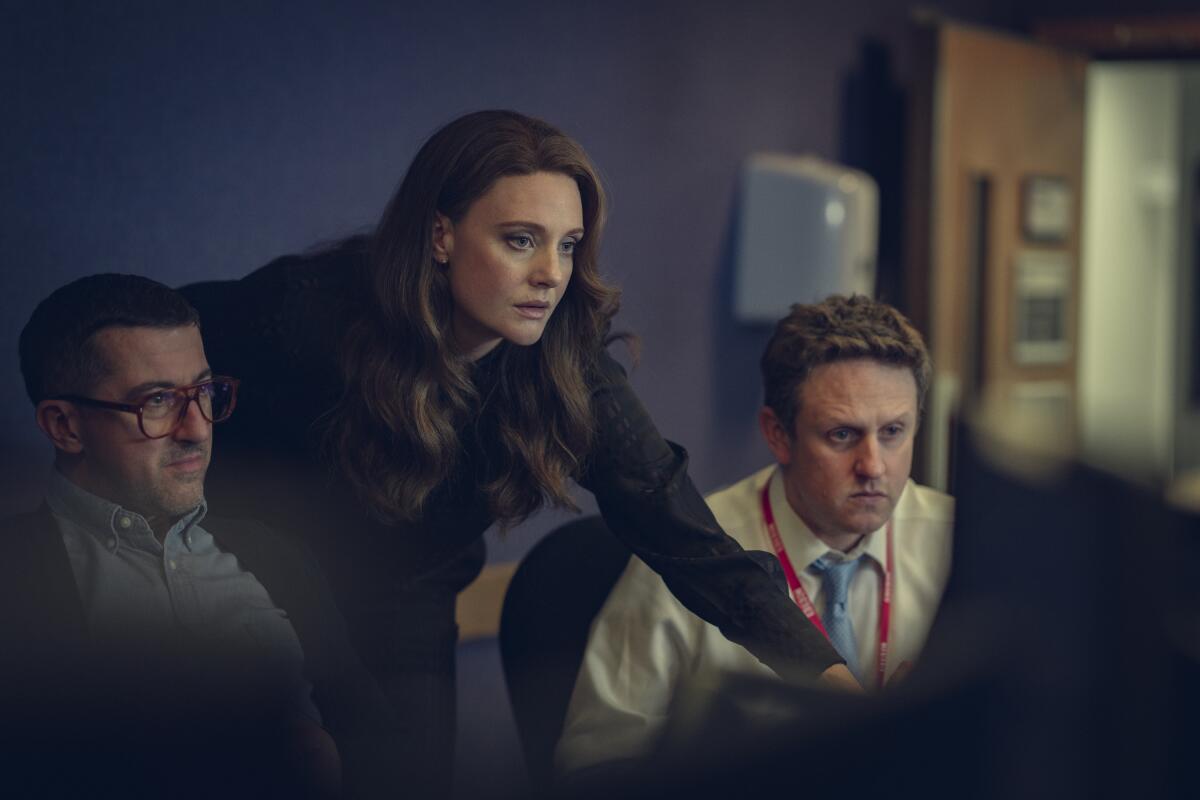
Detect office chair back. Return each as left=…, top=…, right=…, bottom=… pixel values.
left=498, top=515, right=631, bottom=789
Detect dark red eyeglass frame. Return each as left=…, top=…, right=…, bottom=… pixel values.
left=54, top=376, right=240, bottom=440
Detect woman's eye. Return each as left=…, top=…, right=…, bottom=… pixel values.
left=508, top=234, right=534, bottom=250
left=560, top=239, right=578, bottom=255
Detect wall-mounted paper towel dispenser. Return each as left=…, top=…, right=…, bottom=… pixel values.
left=733, top=154, right=878, bottom=323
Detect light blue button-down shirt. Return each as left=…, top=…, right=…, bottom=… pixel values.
left=45, top=468, right=321, bottom=724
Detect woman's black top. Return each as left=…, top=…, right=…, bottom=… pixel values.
left=181, top=239, right=841, bottom=684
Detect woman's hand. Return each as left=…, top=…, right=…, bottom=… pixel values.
left=818, top=663, right=864, bottom=693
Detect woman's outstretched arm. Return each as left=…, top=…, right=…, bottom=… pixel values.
left=579, top=351, right=856, bottom=686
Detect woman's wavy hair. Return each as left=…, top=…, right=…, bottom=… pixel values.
left=328, top=110, right=622, bottom=526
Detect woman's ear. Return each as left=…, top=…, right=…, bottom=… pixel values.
left=758, top=406, right=795, bottom=467
left=35, top=399, right=85, bottom=455
left=431, top=212, right=454, bottom=265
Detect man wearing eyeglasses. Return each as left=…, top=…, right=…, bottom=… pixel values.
left=1, top=274, right=393, bottom=798
left=36, top=332, right=236, bottom=546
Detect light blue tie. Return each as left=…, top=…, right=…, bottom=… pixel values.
left=811, top=556, right=861, bottom=683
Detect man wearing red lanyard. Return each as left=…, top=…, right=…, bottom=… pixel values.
left=556, top=295, right=954, bottom=776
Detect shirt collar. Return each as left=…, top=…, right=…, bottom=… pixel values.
left=765, top=468, right=904, bottom=569
left=45, top=467, right=207, bottom=548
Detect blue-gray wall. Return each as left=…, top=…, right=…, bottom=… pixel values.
left=2, top=0, right=1004, bottom=550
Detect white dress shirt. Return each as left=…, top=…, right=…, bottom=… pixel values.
left=555, top=464, right=954, bottom=774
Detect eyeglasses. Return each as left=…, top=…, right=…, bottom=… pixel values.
left=56, top=377, right=240, bottom=440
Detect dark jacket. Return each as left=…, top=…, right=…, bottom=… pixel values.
left=182, top=240, right=842, bottom=684
left=181, top=239, right=843, bottom=798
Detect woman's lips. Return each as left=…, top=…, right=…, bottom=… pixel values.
left=515, top=302, right=550, bottom=319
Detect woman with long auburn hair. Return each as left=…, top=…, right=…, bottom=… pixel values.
left=184, top=110, right=853, bottom=795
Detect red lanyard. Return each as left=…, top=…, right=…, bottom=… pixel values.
left=759, top=476, right=893, bottom=689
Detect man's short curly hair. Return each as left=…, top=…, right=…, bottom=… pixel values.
left=761, top=294, right=931, bottom=433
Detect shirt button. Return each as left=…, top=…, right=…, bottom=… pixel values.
left=118, top=516, right=132, bottom=529
left=106, top=538, right=117, bottom=551
left=169, top=560, right=178, bottom=570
